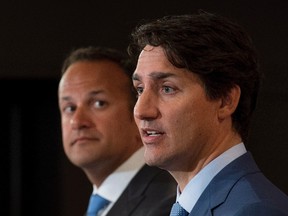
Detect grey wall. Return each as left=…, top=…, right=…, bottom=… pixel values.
left=1, top=0, right=288, bottom=215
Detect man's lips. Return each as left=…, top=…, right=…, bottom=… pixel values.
left=71, top=137, right=99, bottom=145
left=140, top=128, right=165, bottom=144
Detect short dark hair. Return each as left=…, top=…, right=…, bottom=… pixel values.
left=62, top=46, right=134, bottom=76
left=62, top=46, right=137, bottom=106
left=128, top=11, right=261, bottom=142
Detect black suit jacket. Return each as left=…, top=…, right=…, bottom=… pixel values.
left=105, top=165, right=176, bottom=216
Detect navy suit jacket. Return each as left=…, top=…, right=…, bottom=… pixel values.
left=105, top=164, right=176, bottom=216
left=189, top=152, right=288, bottom=215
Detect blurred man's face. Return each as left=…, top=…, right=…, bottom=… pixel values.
left=59, top=60, right=139, bottom=172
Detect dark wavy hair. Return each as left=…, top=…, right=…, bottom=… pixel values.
left=128, top=11, right=262, bottom=142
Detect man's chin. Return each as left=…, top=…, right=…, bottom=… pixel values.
left=70, top=156, right=96, bottom=168
left=144, top=152, right=164, bottom=168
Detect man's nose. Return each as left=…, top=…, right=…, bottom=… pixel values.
left=134, top=90, right=160, bottom=121
left=70, top=107, right=93, bottom=129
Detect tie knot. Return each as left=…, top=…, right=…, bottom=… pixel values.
left=87, top=194, right=110, bottom=216
left=170, top=202, right=189, bottom=216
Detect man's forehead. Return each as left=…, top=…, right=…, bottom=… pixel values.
left=140, top=45, right=164, bottom=56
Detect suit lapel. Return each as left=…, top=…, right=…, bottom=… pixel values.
left=189, top=152, right=260, bottom=215
left=106, top=165, right=163, bottom=216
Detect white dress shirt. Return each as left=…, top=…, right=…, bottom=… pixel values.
left=91, top=147, right=145, bottom=216
left=177, top=143, right=247, bottom=213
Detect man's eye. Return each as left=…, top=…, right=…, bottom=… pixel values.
left=63, top=106, right=75, bottom=113
left=94, top=100, right=106, bottom=108
left=162, top=86, right=174, bottom=94
left=136, top=87, right=143, bottom=95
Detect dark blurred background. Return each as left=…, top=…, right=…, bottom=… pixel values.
left=1, top=0, right=287, bottom=215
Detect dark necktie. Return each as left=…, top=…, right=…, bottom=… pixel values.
left=170, top=202, right=189, bottom=216
left=86, top=194, right=110, bottom=216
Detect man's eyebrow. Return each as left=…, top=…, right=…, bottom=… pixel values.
left=88, top=90, right=105, bottom=96
left=132, top=73, right=140, bottom=81
left=60, top=90, right=104, bottom=101
left=132, top=72, right=175, bottom=81
left=60, top=96, right=72, bottom=102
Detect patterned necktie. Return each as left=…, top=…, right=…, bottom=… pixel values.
left=170, top=202, right=189, bottom=216
left=86, top=194, right=110, bottom=216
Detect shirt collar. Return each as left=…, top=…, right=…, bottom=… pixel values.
left=92, top=147, right=145, bottom=202
left=178, top=143, right=247, bottom=213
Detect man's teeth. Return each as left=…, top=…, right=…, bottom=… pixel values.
left=147, top=131, right=160, bottom=136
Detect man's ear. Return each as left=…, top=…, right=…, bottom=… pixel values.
left=218, top=85, right=241, bottom=120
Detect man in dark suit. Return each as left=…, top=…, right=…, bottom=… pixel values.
left=129, top=11, right=288, bottom=215
left=58, top=46, right=176, bottom=216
